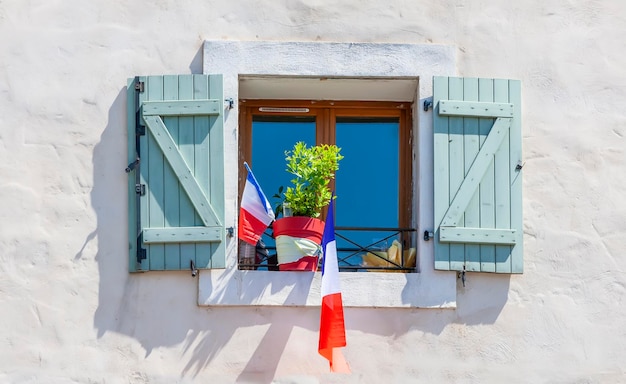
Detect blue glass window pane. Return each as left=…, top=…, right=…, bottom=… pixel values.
left=251, top=118, right=316, bottom=211
left=335, top=119, right=400, bottom=268
left=335, top=119, right=399, bottom=227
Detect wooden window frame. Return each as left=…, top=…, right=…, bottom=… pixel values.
left=238, top=99, right=413, bottom=227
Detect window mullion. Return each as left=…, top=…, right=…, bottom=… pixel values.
left=399, top=108, right=411, bottom=229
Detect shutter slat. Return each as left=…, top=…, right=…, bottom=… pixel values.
left=136, top=77, right=152, bottom=272
left=162, top=75, right=182, bottom=270
left=462, top=78, right=481, bottom=272
left=193, top=74, right=212, bottom=269
left=478, top=78, right=497, bottom=272
left=494, top=79, right=513, bottom=273
left=146, top=76, right=166, bottom=270
left=448, top=77, right=466, bottom=272
left=509, top=79, right=524, bottom=274
left=433, top=77, right=451, bottom=271
left=177, top=75, right=198, bottom=269
left=207, top=75, right=226, bottom=269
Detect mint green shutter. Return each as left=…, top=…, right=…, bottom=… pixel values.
left=127, top=75, right=225, bottom=272
left=433, top=76, right=523, bottom=274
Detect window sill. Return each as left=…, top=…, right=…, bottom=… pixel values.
left=197, top=269, right=456, bottom=308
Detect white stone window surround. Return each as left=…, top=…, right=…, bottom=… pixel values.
left=198, top=40, right=457, bottom=308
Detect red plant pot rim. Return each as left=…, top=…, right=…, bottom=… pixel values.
left=273, top=216, right=325, bottom=243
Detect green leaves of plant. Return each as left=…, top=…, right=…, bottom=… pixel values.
left=283, top=141, right=343, bottom=218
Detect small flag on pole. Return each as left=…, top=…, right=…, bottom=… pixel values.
left=318, top=196, right=350, bottom=373
left=238, top=162, right=275, bottom=245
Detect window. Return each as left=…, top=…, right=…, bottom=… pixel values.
left=196, top=41, right=477, bottom=308
left=238, top=99, right=415, bottom=272
left=131, top=42, right=522, bottom=307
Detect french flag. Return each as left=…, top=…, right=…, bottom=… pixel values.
left=318, top=197, right=350, bottom=373
left=238, top=162, right=275, bottom=245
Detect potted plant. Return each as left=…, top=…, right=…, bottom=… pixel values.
left=273, top=141, right=343, bottom=271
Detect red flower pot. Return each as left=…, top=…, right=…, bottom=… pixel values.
left=273, top=217, right=325, bottom=271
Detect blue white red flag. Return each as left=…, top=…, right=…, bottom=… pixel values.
left=238, top=162, right=275, bottom=245
left=318, top=196, right=350, bottom=373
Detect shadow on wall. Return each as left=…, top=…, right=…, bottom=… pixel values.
left=189, top=45, right=203, bottom=74
left=82, top=75, right=320, bottom=380
left=453, top=272, right=512, bottom=326
left=347, top=272, right=512, bottom=338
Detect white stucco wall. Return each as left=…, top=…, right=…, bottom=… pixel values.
left=1, top=1, right=626, bottom=383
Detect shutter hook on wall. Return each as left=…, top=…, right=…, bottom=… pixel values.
left=190, top=260, right=198, bottom=278
left=423, top=98, right=433, bottom=112
left=224, top=98, right=234, bottom=110
left=457, top=266, right=466, bottom=287
left=125, top=157, right=140, bottom=173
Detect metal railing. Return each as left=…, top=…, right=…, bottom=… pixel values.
left=238, top=226, right=417, bottom=272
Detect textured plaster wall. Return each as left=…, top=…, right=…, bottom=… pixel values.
left=1, top=1, right=625, bottom=383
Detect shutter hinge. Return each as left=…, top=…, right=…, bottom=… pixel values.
left=134, top=77, right=145, bottom=136
left=135, top=183, right=145, bottom=195
left=137, top=247, right=147, bottom=263
left=134, top=81, right=145, bottom=93
left=136, top=234, right=147, bottom=263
